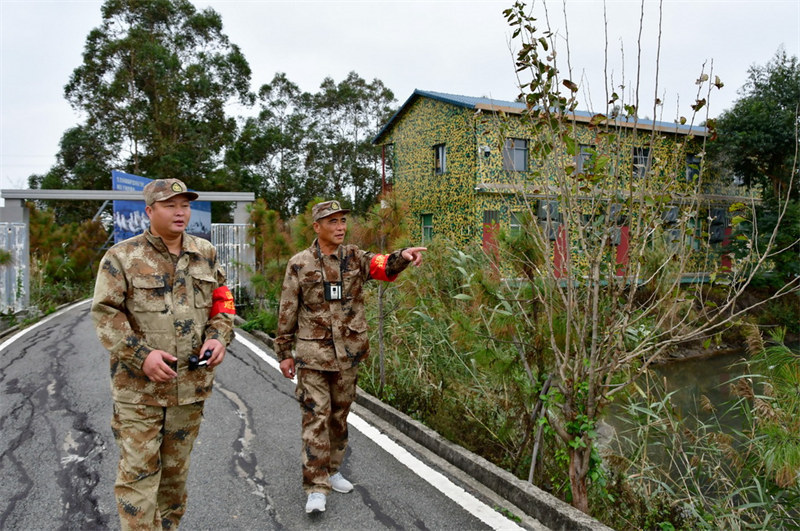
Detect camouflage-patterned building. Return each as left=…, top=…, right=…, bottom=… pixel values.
left=372, top=90, right=731, bottom=255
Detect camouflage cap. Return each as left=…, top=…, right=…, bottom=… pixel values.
left=312, top=200, right=350, bottom=221
left=143, top=178, right=199, bottom=206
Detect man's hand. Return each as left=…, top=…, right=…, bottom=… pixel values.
left=143, top=350, right=178, bottom=382
left=402, top=247, right=427, bottom=267
left=200, top=338, right=225, bottom=368
left=280, top=358, right=296, bottom=379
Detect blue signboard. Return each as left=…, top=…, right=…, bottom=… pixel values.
left=111, top=170, right=211, bottom=244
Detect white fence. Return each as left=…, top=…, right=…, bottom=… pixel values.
left=0, top=223, right=29, bottom=314
left=0, top=222, right=252, bottom=315
left=211, top=223, right=254, bottom=301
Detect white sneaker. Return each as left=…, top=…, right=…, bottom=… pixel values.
left=330, top=472, right=354, bottom=493
left=305, top=492, right=326, bottom=513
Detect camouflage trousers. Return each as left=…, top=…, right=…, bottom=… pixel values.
left=111, top=401, right=205, bottom=531
left=295, top=366, right=358, bottom=494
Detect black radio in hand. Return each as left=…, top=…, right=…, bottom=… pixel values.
left=188, top=349, right=213, bottom=370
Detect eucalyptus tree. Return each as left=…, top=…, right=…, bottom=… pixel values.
left=305, top=72, right=396, bottom=213
left=32, top=0, right=253, bottom=219
left=226, top=73, right=319, bottom=218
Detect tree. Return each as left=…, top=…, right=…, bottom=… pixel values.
left=26, top=202, right=109, bottom=311
left=243, top=198, right=293, bottom=333
left=485, top=1, right=800, bottom=514
left=711, top=49, right=800, bottom=283
left=305, top=72, right=396, bottom=213
left=28, top=124, right=114, bottom=224
left=32, top=0, right=253, bottom=222
left=712, top=48, right=799, bottom=199
left=225, top=73, right=321, bottom=218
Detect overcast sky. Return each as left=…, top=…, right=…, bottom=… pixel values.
left=1, top=0, right=798, bottom=194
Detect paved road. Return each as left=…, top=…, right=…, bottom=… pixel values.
left=0, top=301, right=528, bottom=530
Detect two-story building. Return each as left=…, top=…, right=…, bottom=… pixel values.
left=373, top=90, right=739, bottom=260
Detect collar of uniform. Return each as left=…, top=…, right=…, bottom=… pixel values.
left=144, top=229, right=200, bottom=255
left=311, top=238, right=342, bottom=259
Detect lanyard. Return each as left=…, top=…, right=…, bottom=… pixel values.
left=315, top=241, right=345, bottom=283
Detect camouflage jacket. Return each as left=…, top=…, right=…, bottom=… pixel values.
left=274, top=240, right=410, bottom=371
left=91, top=230, right=234, bottom=407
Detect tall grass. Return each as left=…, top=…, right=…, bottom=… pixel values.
left=360, top=239, right=557, bottom=476
left=603, top=328, right=800, bottom=529
left=358, top=240, right=798, bottom=529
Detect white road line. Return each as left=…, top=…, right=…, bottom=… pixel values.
left=0, top=299, right=91, bottom=350
left=235, top=333, right=524, bottom=531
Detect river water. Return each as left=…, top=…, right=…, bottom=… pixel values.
left=605, top=351, right=750, bottom=451
left=651, top=351, right=748, bottom=419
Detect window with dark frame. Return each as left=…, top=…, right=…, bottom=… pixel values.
left=685, top=154, right=701, bottom=182
left=576, top=144, right=595, bottom=175
left=510, top=211, right=522, bottom=236
left=502, top=138, right=528, bottom=171
left=709, top=207, right=728, bottom=243
left=434, top=144, right=446, bottom=174
left=421, top=213, right=433, bottom=244
left=632, top=146, right=651, bottom=179
left=537, top=200, right=561, bottom=240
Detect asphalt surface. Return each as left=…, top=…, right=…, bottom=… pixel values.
left=0, top=300, right=529, bottom=530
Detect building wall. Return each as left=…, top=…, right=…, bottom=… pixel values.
left=381, top=97, right=706, bottom=251
left=380, top=97, right=480, bottom=247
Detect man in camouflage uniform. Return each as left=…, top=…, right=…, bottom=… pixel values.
left=276, top=200, right=426, bottom=514
left=92, top=178, right=235, bottom=530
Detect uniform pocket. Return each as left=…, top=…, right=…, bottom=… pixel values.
left=191, top=274, right=216, bottom=308
left=130, top=275, right=167, bottom=312
left=343, top=322, right=370, bottom=363
left=346, top=322, right=368, bottom=335
left=341, top=268, right=363, bottom=299
left=300, top=278, right=325, bottom=307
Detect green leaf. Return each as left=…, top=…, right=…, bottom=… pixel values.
left=538, top=37, right=549, bottom=51
left=453, top=293, right=473, bottom=301
left=563, top=135, right=577, bottom=156
left=412, top=311, right=434, bottom=324
left=590, top=113, right=607, bottom=126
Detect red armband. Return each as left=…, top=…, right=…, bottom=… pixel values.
left=370, top=254, right=398, bottom=282
left=210, top=286, right=236, bottom=317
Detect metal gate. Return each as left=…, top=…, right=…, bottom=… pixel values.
left=211, top=223, right=253, bottom=299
